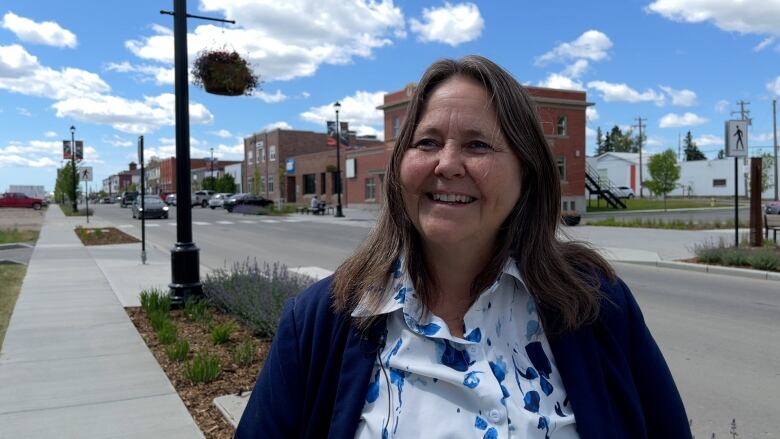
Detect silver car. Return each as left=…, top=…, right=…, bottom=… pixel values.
left=208, top=193, right=234, bottom=209
left=132, top=195, right=170, bottom=219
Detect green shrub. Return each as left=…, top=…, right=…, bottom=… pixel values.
left=140, top=289, right=171, bottom=315
left=210, top=321, right=236, bottom=345
left=156, top=321, right=178, bottom=345
left=232, top=339, right=257, bottom=367
left=693, top=240, right=727, bottom=264
left=166, top=339, right=189, bottom=362
left=748, top=250, right=780, bottom=271
left=203, top=260, right=315, bottom=338
left=721, top=249, right=750, bottom=267
left=185, top=353, right=221, bottom=383
left=148, top=309, right=170, bottom=332
left=184, top=298, right=212, bottom=325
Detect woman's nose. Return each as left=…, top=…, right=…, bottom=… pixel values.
left=433, top=142, right=465, bottom=179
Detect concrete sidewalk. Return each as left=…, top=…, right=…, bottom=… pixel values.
left=0, top=207, right=203, bottom=438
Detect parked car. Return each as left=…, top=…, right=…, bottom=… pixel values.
left=223, top=193, right=249, bottom=212
left=616, top=186, right=635, bottom=199
left=232, top=194, right=274, bottom=212
left=0, top=192, right=44, bottom=210
left=165, top=193, right=177, bottom=206
left=120, top=191, right=139, bottom=208
left=208, top=193, right=234, bottom=209
left=131, top=195, right=169, bottom=219
left=193, top=190, right=215, bottom=208
left=766, top=200, right=780, bottom=215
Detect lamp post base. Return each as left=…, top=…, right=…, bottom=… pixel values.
left=335, top=205, right=344, bottom=217
left=169, top=242, right=202, bottom=306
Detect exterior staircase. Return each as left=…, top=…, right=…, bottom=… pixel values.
left=585, top=163, right=627, bottom=209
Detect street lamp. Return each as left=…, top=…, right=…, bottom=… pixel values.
left=70, top=125, right=78, bottom=212
left=334, top=101, right=344, bottom=217
left=210, top=147, right=214, bottom=188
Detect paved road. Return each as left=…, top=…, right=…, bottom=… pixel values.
left=86, top=204, right=780, bottom=437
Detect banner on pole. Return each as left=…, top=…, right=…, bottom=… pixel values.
left=74, top=141, right=83, bottom=161
left=63, top=141, right=72, bottom=160
left=326, top=121, right=350, bottom=147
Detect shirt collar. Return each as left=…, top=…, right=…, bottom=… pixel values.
left=351, top=255, right=525, bottom=318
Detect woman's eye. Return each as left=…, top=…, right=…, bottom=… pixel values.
left=414, top=139, right=439, bottom=150
left=468, top=141, right=494, bottom=152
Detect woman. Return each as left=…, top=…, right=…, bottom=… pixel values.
left=236, top=56, right=691, bottom=438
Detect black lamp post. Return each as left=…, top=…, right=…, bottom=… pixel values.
left=210, top=147, right=214, bottom=188
left=70, top=125, right=78, bottom=212
left=334, top=101, right=344, bottom=217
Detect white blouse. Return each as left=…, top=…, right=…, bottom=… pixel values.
left=353, top=258, right=579, bottom=439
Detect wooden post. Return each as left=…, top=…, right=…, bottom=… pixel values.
left=750, top=157, right=763, bottom=247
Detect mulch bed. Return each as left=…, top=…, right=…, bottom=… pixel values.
left=127, top=306, right=270, bottom=439
left=74, top=227, right=139, bottom=246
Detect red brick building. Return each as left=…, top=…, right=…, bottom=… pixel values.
left=343, top=84, right=590, bottom=213
left=158, top=157, right=240, bottom=195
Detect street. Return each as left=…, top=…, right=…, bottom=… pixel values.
left=87, top=203, right=780, bottom=437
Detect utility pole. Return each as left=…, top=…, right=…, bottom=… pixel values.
left=773, top=99, right=778, bottom=200
left=634, top=117, right=646, bottom=198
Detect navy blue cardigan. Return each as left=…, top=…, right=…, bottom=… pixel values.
left=236, top=276, right=691, bottom=438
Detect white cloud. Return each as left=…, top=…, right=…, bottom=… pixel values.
left=253, top=89, right=287, bottom=103
left=409, top=2, right=483, bottom=46
left=538, top=73, right=584, bottom=91
left=646, top=0, right=780, bottom=36
left=16, top=107, right=31, bottom=117
left=102, top=134, right=133, bottom=147
left=587, top=80, right=665, bottom=105
left=658, top=112, right=708, bottom=128
left=752, top=132, right=774, bottom=143
left=44, top=131, right=57, bottom=138
left=536, top=30, right=612, bottom=65
left=301, top=91, right=311, bottom=99
left=0, top=155, right=58, bottom=168
left=106, top=62, right=174, bottom=85
left=1, top=12, right=77, bottom=48
left=300, top=90, right=385, bottom=136
left=52, top=93, right=214, bottom=134
left=561, top=59, right=589, bottom=79
left=209, top=129, right=233, bottom=138
left=0, top=139, right=64, bottom=168
left=263, top=121, right=293, bottom=131
left=754, top=36, right=776, bottom=51
left=645, top=137, right=664, bottom=147
left=767, top=76, right=780, bottom=95
left=696, top=134, right=723, bottom=146
left=586, top=107, right=599, bottom=122
left=127, top=1, right=405, bottom=82
left=585, top=127, right=595, bottom=139
left=0, top=45, right=110, bottom=99
left=140, top=136, right=243, bottom=161
left=660, top=85, right=697, bottom=106
left=715, top=99, right=729, bottom=113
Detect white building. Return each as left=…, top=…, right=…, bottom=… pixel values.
left=588, top=153, right=776, bottom=198
left=225, top=163, right=243, bottom=193
left=8, top=185, right=47, bottom=198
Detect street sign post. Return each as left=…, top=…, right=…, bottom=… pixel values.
left=725, top=120, right=750, bottom=247
left=138, top=136, right=146, bottom=265
left=78, top=166, right=92, bottom=223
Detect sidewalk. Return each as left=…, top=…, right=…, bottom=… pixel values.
left=0, top=207, right=203, bottom=438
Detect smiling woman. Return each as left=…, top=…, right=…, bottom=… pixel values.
left=236, top=56, right=692, bottom=439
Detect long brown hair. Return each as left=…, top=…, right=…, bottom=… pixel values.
left=332, top=55, right=615, bottom=335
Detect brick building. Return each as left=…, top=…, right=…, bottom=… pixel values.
left=343, top=83, right=590, bottom=213
left=158, top=157, right=240, bottom=195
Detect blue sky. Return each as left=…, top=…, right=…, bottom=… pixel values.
left=1, top=0, right=779, bottom=192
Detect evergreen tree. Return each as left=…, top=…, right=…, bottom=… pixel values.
left=609, top=125, right=635, bottom=153
left=717, top=149, right=725, bottom=159
left=595, top=127, right=605, bottom=155
left=683, top=131, right=706, bottom=161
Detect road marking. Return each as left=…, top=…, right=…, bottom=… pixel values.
left=261, top=219, right=281, bottom=223
left=216, top=221, right=235, bottom=225
left=239, top=220, right=257, bottom=224
left=193, top=221, right=210, bottom=226
left=283, top=219, right=303, bottom=223
left=288, top=266, right=333, bottom=280
left=118, top=224, right=134, bottom=229
left=168, top=223, right=177, bottom=226
left=144, top=223, right=160, bottom=227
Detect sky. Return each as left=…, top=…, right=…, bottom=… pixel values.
left=1, top=0, right=779, bottom=193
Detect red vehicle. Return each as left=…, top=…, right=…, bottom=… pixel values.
left=0, top=192, right=44, bottom=210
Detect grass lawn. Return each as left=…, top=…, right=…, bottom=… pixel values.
left=0, top=228, right=39, bottom=244
left=587, top=197, right=727, bottom=212
left=58, top=204, right=93, bottom=217
left=0, top=264, right=27, bottom=350
left=586, top=217, right=749, bottom=230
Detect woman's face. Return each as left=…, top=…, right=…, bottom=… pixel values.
left=400, top=75, right=522, bottom=253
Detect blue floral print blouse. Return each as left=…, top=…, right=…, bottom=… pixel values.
left=352, top=258, right=579, bottom=439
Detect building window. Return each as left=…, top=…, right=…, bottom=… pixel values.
left=303, top=174, right=316, bottom=194
left=267, top=175, right=274, bottom=193
left=269, top=145, right=277, bottom=161
left=393, top=117, right=401, bottom=139
left=255, top=140, right=264, bottom=152
left=713, top=179, right=727, bottom=187
left=260, top=148, right=265, bottom=163
left=365, top=177, right=376, bottom=200
left=248, top=150, right=253, bottom=165
left=556, top=156, right=566, bottom=180
left=570, top=201, right=575, bottom=211
left=557, top=116, right=567, bottom=136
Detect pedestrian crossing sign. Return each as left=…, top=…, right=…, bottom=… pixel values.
left=725, top=120, right=748, bottom=158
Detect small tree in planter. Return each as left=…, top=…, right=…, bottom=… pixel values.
left=192, top=50, right=260, bottom=96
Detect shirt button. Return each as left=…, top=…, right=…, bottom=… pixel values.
left=488, top=409, right=503, bottom=423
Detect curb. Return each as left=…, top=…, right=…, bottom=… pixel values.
left=621, top=259, right=780, bottom=282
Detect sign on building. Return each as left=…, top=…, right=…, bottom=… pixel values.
left=286, top=159, right=295, bottom=173
left=725, top=120, right=748, bottom=158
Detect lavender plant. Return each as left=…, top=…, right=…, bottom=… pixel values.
left=203, top=260, right=315, bottom=338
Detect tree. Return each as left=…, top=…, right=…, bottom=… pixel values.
left=126, top=183, right=138, bottom=192
left=747, top=153, right=775, bottom=195
left=54, top=165, right=78, bottom=204
left=645, top=149, right=680, bottom=211
left=216, top=173, right=236, bottom=193
left=606, top=125, right=636, bottom=153
left=201, top=176, right=217, bottom=191
left=683, top=131, right=706, bottom=161
left=595, top=127, right=605, bottom=155
left=717, top=149, right=725, bottom=159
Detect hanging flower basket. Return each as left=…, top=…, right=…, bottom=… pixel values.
left=192, top=50, right=259, bottom=96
